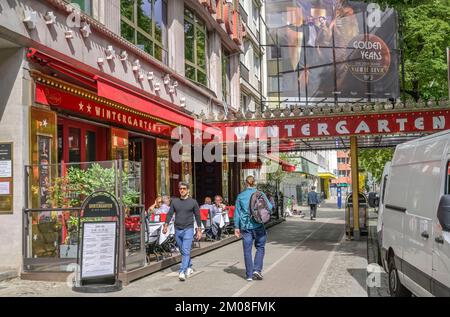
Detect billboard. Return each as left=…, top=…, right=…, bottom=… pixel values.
left=265, top=0, right=400, bottom=103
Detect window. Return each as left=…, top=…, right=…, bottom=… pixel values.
left=254, top=53, right=260, bottom=80
left=269, top=76, right=281, bottom=93
left=381, top=175, right=388, bottom=204
left=68, top=128, right=81, bottom=163
left=68, top=0, right=92, bottom=15
left=222, top=48, right=231, bottom=104
left=184, top=8, right=207, bottom=86
left=57, top=118, right=106, bottom=163
left=121, top=0, right=168, bottom=63
left=252, top=1, right=259, bottom=31
left=270, top=46, right=281, bottom=59
left=85, top=131, right=96, bottom=162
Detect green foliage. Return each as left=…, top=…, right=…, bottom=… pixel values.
left=358, top=148, right=394, bottom=184
left=266, top=153, right=292, bottom=185
left=376, top=0, right=450, bottom=100
left=47, top=163, right=140, bottom=209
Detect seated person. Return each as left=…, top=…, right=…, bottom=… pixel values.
left=200, top=196, right=213, bottom=210
left=200, top=196, right=213, bottom=228
left=148, top=196, right=162, bottom=215
left=206, top=195, right=227, bottom=240
left=159, top=196, right=171, bottom=214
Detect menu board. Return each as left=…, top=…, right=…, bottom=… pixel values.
left=81, top=222, right=117, bottom=279
left=38, top=136, right=51, bottom=208
left=0, top=143, right=13, bottom=213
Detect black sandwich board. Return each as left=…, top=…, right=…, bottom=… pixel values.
left=72, top=191, right=122, bottom=293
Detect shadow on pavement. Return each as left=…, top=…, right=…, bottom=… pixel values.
left=223, top=265, right=247, bottom=279
left=347, top=268, right=368, bottom=291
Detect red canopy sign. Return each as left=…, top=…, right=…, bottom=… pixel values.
left=35, top=83, right=173, bottom=137
left=212, top=110, right=450, bottom=141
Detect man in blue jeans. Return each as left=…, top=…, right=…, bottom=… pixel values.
left=163, top=182, right=202, bottom=281
left=234, top=176, right=273, bottom=281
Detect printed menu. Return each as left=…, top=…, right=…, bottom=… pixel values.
left=81, top=222, right=116, bottom=279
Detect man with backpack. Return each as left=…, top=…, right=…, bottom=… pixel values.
left=234, top=176, right=273, bottom=281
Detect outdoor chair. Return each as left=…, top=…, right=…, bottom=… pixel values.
left=145, top=217, right=163, bottom=262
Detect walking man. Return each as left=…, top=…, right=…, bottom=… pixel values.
left=308, top=186, right=320, bottom=220
left=163, top=181, right=202, bottom=281
left=234, top=176, right=273, bottom=281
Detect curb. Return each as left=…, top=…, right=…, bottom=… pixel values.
left=0, top=270, right=18, bottom=283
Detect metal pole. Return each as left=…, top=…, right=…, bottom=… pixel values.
left=276, top=31, right=281, bottom=109
left=350, top=136, right=360, bottom=240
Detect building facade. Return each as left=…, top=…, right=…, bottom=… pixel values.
left=238, top=0, right=266, bottom=113
left=333, top=150, right=352, bottom=196
left=282, top=150, right=335, bottom=207
left=0, top=0, right=244, bottom=275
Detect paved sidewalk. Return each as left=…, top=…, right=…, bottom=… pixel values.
left=0, top=201, right=377, bottom=297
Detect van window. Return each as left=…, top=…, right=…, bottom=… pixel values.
left=446, top=161, right=450, bottom=194
left=381, top=175, right=388, bottom=204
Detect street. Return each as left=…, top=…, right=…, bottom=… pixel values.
left=0, top=202, right=383, bottom=297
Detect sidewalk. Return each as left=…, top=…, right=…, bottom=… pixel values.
left=0, top=202, right=385, bottom=297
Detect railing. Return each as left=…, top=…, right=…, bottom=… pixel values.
left=23, top=160, right=145, bottom=273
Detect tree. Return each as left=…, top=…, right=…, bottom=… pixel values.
left=376, top=0, right=450, bottom=100
left=358, top=148, right=394, bottom=184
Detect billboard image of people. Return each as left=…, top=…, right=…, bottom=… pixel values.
left=266, top=0, right=400, bottom=104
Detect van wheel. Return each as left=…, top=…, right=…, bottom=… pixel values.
left=388, top=255, right=411, bottom=297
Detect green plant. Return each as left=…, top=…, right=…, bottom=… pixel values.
left=45, top=163, right=140, bottom=209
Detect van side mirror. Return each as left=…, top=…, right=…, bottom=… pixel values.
left=437, top=195, right=450, bottom=232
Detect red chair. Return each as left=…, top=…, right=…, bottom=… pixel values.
left=227, top=206, right=235, bottom=219
left=200, top=209, right=210, bottom=221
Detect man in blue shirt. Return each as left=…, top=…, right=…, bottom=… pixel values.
left=307, top=186, right=320, bottom=220
left=234, top=176, right=273, bottom=281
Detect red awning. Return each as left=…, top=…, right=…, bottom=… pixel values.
left=96, top=78, right=205, bottom=131
left=27, top=48, right=216, bottom=132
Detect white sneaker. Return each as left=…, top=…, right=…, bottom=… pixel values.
left=186, top=267, right=194, bottom=277
left=179, top=272, right=186, bottom=281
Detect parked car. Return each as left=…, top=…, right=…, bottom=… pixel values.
left=380, top=130, right=450, bottom=297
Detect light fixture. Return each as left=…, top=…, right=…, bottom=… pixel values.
left=80, top=22, right=91, bottom=38
left=23, top=10, right=37, bottom=29
left=105, top=45, right=115, bottom=60
left=97, top=57, right=104, bottom=65
left=119, top=50, right=128, bottom=61
left=132, top=60, right=140, bottom=72
left=154, top=82, right=161, bottom=91
left=44, top=11, right=56, bottom=25
left=180, top=97, right=186, bottom=108
left=163, top=74, right=171, bottom=85
left=147, top=71, right=154, bottom=81
left=65, top=30, right=74, bottom=39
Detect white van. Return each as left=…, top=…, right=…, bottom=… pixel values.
left=376, top=161, right=391, bottom=265
left=381, top=130, right=450, bottom=297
